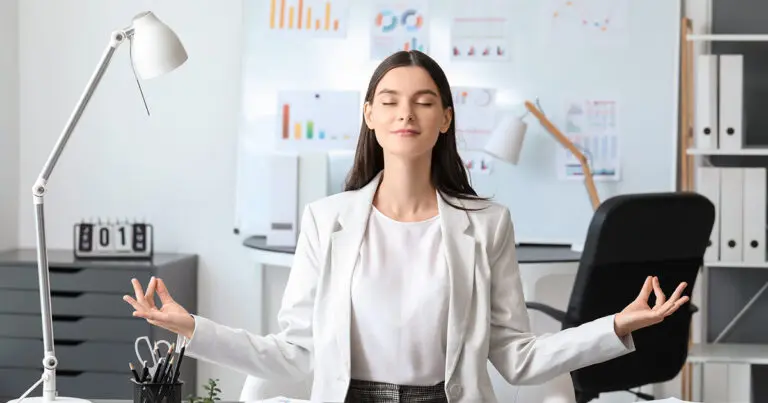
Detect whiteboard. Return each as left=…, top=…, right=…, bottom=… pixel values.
left=234, top=0, right=682, bottom=245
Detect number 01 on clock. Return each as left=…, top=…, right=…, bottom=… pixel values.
left=74, top=222, right=153, bottom=259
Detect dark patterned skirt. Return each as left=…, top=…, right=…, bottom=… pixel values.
left=345, top=379, right=448, bottom=403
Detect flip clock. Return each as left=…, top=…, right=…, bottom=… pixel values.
left=74, top=219, right=153, bottom=260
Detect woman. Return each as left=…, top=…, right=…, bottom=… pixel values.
left=124, top=50, right=690, bottom=403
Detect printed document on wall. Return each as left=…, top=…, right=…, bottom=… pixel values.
left=276, top=90, right=360, bottom=152
left=558, top=99, right=620, bottom=181
left=451, top=87, right=497, bottom=150
left=450, top=0, right=512, bottom=61
left=541, top=0, right=629, bottom=47
left=263, top=0, right=350, bottom=38
left=370, top=1, right=430, bottom=60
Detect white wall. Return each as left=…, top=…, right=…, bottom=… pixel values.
left=18, top=0, right=254, bottom=398
left=0, top=0, right=19, bottom=251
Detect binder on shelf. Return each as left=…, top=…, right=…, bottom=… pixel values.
left=267, top=152, right=299, bottom=247
left=720, top=167, right=744, bottom=262
left=719, top=54, right=744, bottom=150
left=697, top=167, right=721, bottom=262
left=695, top=54, right=719, bottom=149
left=743, top=167, right=766, bottom=263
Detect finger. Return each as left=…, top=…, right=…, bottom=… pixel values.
left=123, top=295, right=148, bottom=313
left=156, top=278, right=175, bottom=304
left=663, top=295, right=690, bottom=317
left=132, top=309, right=169, bottom=323
left=144, top=277, right=157, bottom=309
left=131, top=278, right=147, bottom=305
left=652, top=276, right=666, bottom=308
left=659, top=282, right=688, bottom=314
left=636, top=276, right=653, bottom=301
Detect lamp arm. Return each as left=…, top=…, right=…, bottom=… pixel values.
left=25, top=28, right=130, bottom=403
left=524, top=101, right=601, bottom=211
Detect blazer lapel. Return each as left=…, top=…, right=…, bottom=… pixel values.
left=332, top=172, right=381, bottom=375
left=438, top=195, right=476, bottom=382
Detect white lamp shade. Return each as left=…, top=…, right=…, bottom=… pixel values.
left=131, top=11, right=188, bottom=80
left=484, top=114, right=528, bottom=165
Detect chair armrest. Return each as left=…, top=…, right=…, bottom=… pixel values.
left=689, top=302, right=699, bottom=314
left=525, top=301, right=566, bottom=323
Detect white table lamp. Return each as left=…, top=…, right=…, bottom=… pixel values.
left=484, top=100, right=600, bottom=211
left=11, top=11, right=187, bottom=403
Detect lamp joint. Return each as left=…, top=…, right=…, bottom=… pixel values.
left=32, top=178, right=47, bottom=198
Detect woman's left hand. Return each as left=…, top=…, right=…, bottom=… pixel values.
left=613, top=276, right=689, bottom=337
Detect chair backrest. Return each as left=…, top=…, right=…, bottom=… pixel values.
left=562, top=192, right=715, bottom=399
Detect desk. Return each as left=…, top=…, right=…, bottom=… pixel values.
left=243, top=235, right=581, bottom=334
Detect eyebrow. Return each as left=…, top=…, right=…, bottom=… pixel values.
left=376, top=88, right=439, bottom=97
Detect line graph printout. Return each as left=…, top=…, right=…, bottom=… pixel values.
left=542, top=0, right=629, bottom=47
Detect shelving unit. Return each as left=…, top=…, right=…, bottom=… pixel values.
left=687, top=148, right=768, bottom=156
left=679, top=19, right=768, bottom=403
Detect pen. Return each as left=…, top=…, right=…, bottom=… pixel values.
left=129, top=362, right=141, bottom=383
left=171, top=343, right=186, bottom=384
left=151, top=357, right=165, bottom=383
left=140, top=360, right=149, bottom=382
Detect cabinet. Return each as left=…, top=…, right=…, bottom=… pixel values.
left=0, top=248, right=197, bottom=400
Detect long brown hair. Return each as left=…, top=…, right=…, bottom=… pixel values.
left=344, top=50, right=488, bottom=210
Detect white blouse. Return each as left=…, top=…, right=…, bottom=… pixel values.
left=349, top=206, right=449, bottom=386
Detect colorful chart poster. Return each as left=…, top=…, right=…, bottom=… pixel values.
left=542, top=0, right=629, bottom=47
left=265, top=0, right=350, bottom=38
left=370, top=1, right=430, bottom=59
left=558, top=99, right=620, bottom=181
left=451, top=87, right=497, bottom=150
left=276, top=91, right=361, bottom=151
left=450, top=0, right=512, bottom=61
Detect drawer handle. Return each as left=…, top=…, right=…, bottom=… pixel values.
left=50, top=291, right=83, bottom=298
left=52, top=315, right=84, bottom=322
left=54, top=339, right=85, bottom=346
left=57, top=370, right=84, bottom=377
left=50, top=267, right=84, bottom=274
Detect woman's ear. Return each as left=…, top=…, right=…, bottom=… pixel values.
left=440, top=106, right=453, bottom=133
left=363, top=101, right=373, bottom=128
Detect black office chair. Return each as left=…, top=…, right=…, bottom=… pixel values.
left=525, top=192, right=715, bottom=402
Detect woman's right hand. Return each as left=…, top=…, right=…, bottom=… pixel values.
left=123, top=277, right=196, bottom=340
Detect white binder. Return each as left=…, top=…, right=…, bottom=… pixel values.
left=718, top=54, right=744, bottom=150
left=720, top=167, right=744, bottom=262
left=743, top=167, right=766, bottom=263
left=697, top=167, right=721, bottom=262
left=267, top=152, right=299, bottom=247
left=695, top=54, right=719, bottom=149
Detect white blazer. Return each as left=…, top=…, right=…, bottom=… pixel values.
left=182, top=172, right=635, bottom=402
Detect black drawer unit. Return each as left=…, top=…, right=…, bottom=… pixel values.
left=0, top=248, right=198, bottom=400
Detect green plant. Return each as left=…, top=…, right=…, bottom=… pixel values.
left=188, top=378, right=222, bottom=403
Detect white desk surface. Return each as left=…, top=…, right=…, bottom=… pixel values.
left=688, top=342, right=768, bottom=365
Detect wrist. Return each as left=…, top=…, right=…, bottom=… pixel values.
left=614, top=313, right=630, bottom=338
left=182, top=314, right=196, bottom=340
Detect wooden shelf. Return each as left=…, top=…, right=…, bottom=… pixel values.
left=687, top=148, right=768, bottom=156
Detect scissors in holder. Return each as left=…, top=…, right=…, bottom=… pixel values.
left=134, top=336, right=172, bottom=377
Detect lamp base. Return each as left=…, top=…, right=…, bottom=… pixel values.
left=7, top=396, right=92, bottom=403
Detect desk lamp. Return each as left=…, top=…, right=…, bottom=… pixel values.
left=9, top=11, right=187, bottom=403
left=484, top=100, right=600, bottom=211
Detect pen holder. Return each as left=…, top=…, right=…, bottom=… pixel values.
left=132, top=379, right=184, bottom=403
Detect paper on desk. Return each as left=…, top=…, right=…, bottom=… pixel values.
left=646, top=398, right=697, bottom=403
left=257, top=397, right=310, bottom=403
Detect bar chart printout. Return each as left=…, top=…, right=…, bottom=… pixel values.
left=277, top=91, right=360, bottom=151
left=266, top=0, right=350, bottom=37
